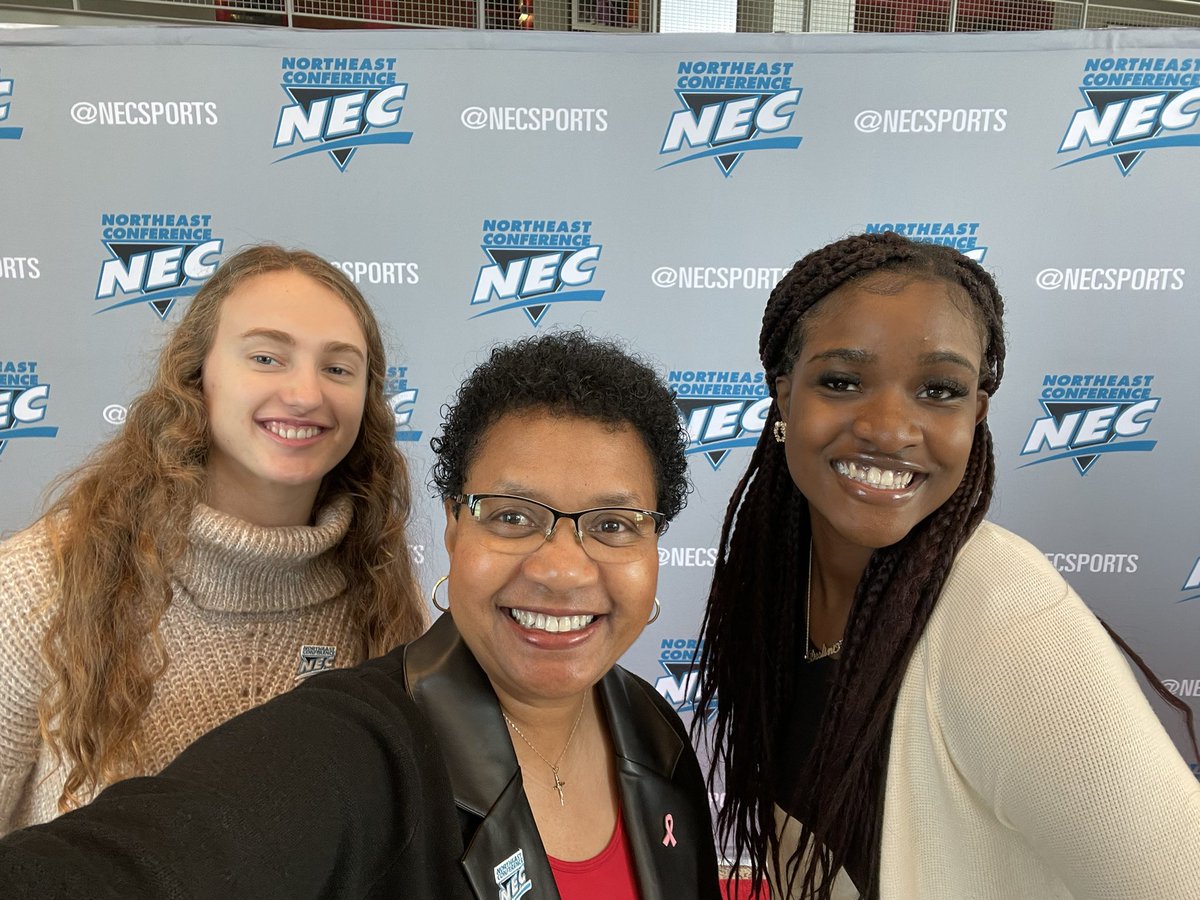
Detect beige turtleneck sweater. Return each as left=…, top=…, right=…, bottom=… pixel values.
left=0, top=497, right=363, bottom=834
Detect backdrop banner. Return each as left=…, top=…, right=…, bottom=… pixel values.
left=2, top=25, right=1197, bottom=787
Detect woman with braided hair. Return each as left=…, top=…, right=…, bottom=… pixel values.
left=695, top=231, right=1199, bottom=899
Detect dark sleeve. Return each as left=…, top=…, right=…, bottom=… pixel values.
left=0, top=654, right=458, bottom=900
left=632, top=676, right=723, bottom=900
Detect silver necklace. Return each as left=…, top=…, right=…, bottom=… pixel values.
left=805, top=542, right=842, bottom=663
left=501, top=696, right=586, bottom=806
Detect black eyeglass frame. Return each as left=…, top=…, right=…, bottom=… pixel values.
left=451, top=493, right=669, bottom=544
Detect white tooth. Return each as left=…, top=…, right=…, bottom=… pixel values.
left=881, top=470, right=895, bottom=488
left=510, top=610, right=596, bottom=633
left=868, top=467, right=881, bottom=485
left=899, top=472, right=912, bottom=488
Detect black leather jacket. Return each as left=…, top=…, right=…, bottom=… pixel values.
left=0, top=614, right=721, bottom=899
left=406, top=613, right=723, bottom=900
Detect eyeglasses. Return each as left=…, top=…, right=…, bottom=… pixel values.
left=453, top=493, right=667, bottom=563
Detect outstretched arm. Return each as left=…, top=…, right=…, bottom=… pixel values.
left=0, top=657, right=458, bottom=899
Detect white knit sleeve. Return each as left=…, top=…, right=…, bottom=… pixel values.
left=0, top=524, right=57, bottom=835
left=937, top=539, right=1200, bottom=899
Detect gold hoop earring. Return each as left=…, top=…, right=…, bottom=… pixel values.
left=430, top=575, right=450, bottom=612
left=647, top=597, right=661, bottom=624
left=773, top=420, right=787, bottom=443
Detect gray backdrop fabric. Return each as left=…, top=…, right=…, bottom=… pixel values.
left=1, top=26, right=1197, bottom=783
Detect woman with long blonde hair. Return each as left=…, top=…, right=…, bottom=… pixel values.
left=0, top=244, right=425, bottom=833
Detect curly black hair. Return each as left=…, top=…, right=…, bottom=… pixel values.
left=431, top=330, right=690, bottom=521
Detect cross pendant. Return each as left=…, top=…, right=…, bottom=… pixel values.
left=551, top=768, right=565, bottom=806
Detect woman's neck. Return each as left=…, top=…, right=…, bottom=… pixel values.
left=204, top=474, right=319, bottom=527
left=501, top=686, right=620, bottom=860
left=809, top=537, right=870, bottom=617
left=495, top=686, right=596, bottom=749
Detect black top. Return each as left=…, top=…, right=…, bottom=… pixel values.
left=772, top=654, right=868, bottom=891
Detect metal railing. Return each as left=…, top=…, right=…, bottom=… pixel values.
left=1, top=0, right=1198, bottom=33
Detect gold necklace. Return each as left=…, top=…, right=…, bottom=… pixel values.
left=501, top=696, right=586, bottom=806
left=805, top=542, right=842, bottom=663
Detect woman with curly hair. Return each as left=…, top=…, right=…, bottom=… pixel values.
left=695, top=231, right=1199, bottom=899
left=0, top=244, right=425, bottom=833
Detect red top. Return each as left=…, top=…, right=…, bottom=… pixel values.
left=548, top=812, right=641, bottom=900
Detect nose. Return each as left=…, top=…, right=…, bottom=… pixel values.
left=280, top=366, right=323, bottom=412
left=851, top=387, right=921, bottom=452
left=521, top=518, right=601, bottom=588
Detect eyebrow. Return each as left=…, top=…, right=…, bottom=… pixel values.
left=808, top=347, right=978, bottom=372
left=920, top=350, right=979, bottom=372
left=239, top=328, right=366, bottom=361
left=484, top=481, right=650, bottom=509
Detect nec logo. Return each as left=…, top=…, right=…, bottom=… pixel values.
left=276, top=86, right=407, bottom=147
left=97, top=241, right=223, bottom=318
left=662, top=91, right=801, bottom=150
left=472, top=247, right=601, bottom=306
left=1019, top=379, right=1160, bottom=476
left=273, top=57, right=413, bottom=170
left=659, top=60, right=803, bottom=176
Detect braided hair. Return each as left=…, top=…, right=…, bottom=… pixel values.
left=694, top=231, right=1005, bottom=898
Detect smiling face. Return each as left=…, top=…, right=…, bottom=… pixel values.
left=774, top=276, right=989, bottom=561
left=201, top=269, right=368, bottom=526
left=443, top=410, right=660, bottom=712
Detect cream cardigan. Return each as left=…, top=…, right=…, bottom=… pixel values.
left=774, top=521, right=1200, bottom=899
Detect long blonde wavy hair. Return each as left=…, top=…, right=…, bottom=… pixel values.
left=37, top=244, right=426, bottom=811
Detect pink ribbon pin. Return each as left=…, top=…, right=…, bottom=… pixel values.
left=662, top=813, right=677, bottom=847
